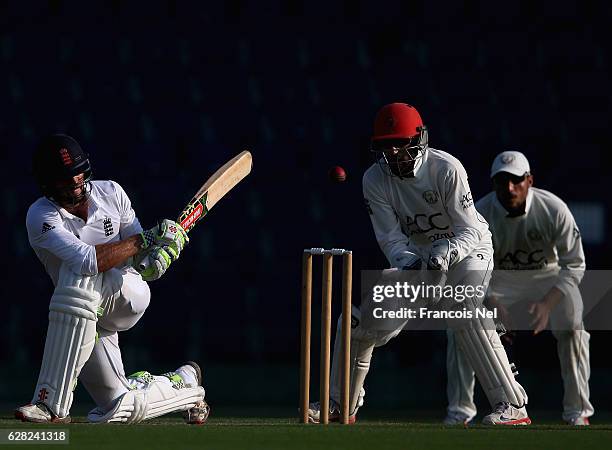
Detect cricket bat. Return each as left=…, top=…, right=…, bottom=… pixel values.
left=139, top=150, right=252, bottom=269
left=177, top=150, right=253, bottom=233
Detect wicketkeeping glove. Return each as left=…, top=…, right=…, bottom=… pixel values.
left=135, top=246, right=173, bottom=281
left=401, top=258, right=423, bottom=271
left=141, top=219, right=189, bottom=259
left=396, top=251, right=423, bottom=271
left=427, top=239, right=457, bottom=272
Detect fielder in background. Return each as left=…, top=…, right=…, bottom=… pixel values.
left=445, top=150, right=593, bottom=426
left=16, top=134, right=209, bottom=424
left=308, top=103, right=530, bottom=425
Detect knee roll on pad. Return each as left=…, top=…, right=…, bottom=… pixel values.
left=33, top=265, right=103, bottom=418
left=50, top=286, right=100, bottom=319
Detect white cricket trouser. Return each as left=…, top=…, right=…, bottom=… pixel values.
left=79, top=267, right=151, bottom=410
left=446, top=278, right=593, bottom=421
left=445, top=329, right=477, bottom=421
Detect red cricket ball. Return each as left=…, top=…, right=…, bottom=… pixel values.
left=328, top=166, right=347, bottom=183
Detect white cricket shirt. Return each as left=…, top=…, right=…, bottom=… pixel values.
left=476, top=187, right=585, bottom=297
left=26, top=180, right=143, bottom=285
left=363, top=147, right=492, bottom=268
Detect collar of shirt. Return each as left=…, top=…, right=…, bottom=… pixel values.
left=56, top=192, right=101, bottom=224
left=525, top=188, right=533, bottom=213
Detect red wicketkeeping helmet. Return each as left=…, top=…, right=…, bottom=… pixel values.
left=372, top=103, right=426, bottom=141
left=370, top=103, right=429, bottom=179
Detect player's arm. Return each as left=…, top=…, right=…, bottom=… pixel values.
left=89, top=180, right=147, bottom=272
left=363, top=170, right=421, bottom=268
left=27, top=207, right=99, bottom=275
left=29, top=214, right=146, bottom=274
left=98, top=218, right=187, bottom=277
left=94, top=235, right=143, bottom=272
left=105, top=180, right=187, bottom=277
left=528, top=286, right=563, bottom=335
left=529, top=204, right=585, bottom=334
left=27, top=204, right=182, bottom=276
left=553, top=203, right=586, bottom=295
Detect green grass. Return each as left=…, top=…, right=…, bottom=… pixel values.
left=2, top=412, right=612, bottom=450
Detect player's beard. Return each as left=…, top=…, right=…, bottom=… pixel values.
left=54, top=181, right=91, bottom=209
left=496, top=192, right=526, bottom=216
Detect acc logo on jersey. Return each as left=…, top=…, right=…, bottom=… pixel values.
left=460, top=192, right=473, bottom=210
left=498, top=249, right=547, bottom=269
left=406, top=213, right=449, bottom=234
left=405, top=213, right=456, bottom=243
left=422, top=190, right=439, bottom=204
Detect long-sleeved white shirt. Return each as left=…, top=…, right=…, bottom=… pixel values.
left=26, top=180, right=143, bottom=285
left=363, top=147, right=492, bottom=268
left=476, top=187, right=585, bottom=298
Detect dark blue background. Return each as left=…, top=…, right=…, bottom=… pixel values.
left=1, top=1, right=609, bottom=414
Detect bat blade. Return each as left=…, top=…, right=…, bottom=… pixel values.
left=179, top=150, right=252, bottom=233
left=138, top=150, right=252, bottom=271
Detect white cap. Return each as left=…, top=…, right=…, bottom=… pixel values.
left=490, top=151, right=530, bottom=178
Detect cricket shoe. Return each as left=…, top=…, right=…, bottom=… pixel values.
left=482, top=402, right=531, bottom=425
left=566, top=416, right=590, bottom=426
left=174, top=361, right=203, bottom=388
left=176, top=361, right=211, bottom=425
left=15, top=403, right=71, bottom=424
left=307, top=399, right=357, bottom=424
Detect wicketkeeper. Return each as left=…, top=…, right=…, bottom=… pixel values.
left=16, top=134, right=209, bottom=424
left=308, top=103, right=530, bottom=425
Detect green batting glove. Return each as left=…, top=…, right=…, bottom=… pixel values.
left=136, top=246, right=173, bottom=281
left=141, top=219, right=189, bottom=257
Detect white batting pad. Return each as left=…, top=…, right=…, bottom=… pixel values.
left=450, top=300, right=527, bottom=407
left=87, top=382, right=205, bottom=423
left=33, top=265, right=103, bottom=418
left=330, top=306, right=372, bottom=414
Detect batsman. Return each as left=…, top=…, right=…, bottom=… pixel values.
left=16, top=134, right=209, bottom=424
